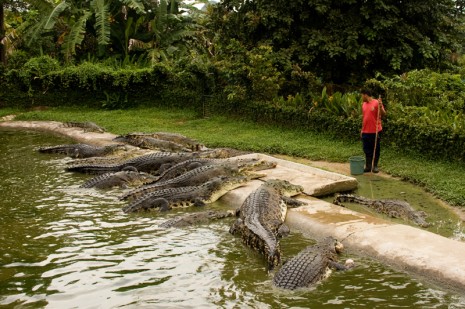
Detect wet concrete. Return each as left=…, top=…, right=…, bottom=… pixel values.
left=2, top=119, right=465, bottom=294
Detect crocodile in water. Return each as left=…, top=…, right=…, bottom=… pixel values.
left=79, top=167, right=158, bottom=189
left=66, top=152, right=196, bottom=174
left=38, top=143, right=126, bottom=158
left=120, top=163, right=265, bottom=201
left=333, top=194, right=430, bottom=228
left=122, top=176, right=249, bottom=213
left=229, top=179, right=306, bottom=270
left=272, top=236, right=350, bottom=290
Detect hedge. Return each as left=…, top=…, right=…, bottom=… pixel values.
left=1, top=61, right=463, bottom=163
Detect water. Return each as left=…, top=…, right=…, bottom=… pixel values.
left=335, top=174, right=465, bottom=238
left=1, top=128, right=465, bottom=308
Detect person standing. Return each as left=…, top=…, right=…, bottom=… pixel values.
left=360, top=87, right=386, bottom=173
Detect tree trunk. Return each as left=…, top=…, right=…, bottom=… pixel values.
left=0, top=3, right=6, bottom=66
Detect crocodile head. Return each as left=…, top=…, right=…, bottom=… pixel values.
left=408, top=210, right=430, bottom=228
left=205, top=176, right=249, bottom=203
left=262, top=179, right=304, bottom=197
left=320, top=236, right=344, bottom=255
left=104, top=144, right=128, bottom=154
left=233, top=158, right=278, bottom=172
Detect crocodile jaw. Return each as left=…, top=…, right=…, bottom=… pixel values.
left=206, top=181, right=247, bottom=203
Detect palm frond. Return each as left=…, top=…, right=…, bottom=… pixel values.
left=62, top=10, right=91, bottom=58
left=91, top=0, right=111, bottom=45
left=44, top=1, right=70, bottom=30
left=155, top=0, right=168, bottom=33
left=121, top=0, right=146, bottom=14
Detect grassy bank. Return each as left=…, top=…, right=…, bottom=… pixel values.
left=2, top=106, right=464, bottom=207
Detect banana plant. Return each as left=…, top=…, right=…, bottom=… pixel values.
left=127, top=0, right=210, bottom=64
left=40, top=0, right=147, bottom=60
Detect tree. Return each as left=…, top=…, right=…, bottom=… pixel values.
left=127, top=0, right=208, bottom=64
left=25, top=0, right=208, bottom=63
left=208, top=0, right=465, bottom=84
left=0, top=0, right=30, bottom=65
left=39, top=0, right=146, bottom=60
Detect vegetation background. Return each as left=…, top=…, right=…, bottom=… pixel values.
left=1, top=0, right=464, bottom=206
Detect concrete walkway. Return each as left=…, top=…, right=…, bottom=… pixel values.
left=2, top=119, right=465, bottom=294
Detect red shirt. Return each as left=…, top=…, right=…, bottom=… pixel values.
left=362, top=99, right=383, bottom=133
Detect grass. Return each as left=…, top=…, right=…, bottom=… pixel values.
left=4, top=105, right=465, bottom=207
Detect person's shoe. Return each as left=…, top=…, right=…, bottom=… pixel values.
left=372, top=166, right=379, bottom=173
left=364, top=156, right=372, bottom=173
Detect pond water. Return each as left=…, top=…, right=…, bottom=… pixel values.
left=1, top=128, right=465, bottom=308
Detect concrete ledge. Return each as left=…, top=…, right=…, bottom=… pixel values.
left=232, top=153, right=358, bottom=196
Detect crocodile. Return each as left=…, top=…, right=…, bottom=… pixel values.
left=114, top=132, right=203, bottom=151
left=62, top=121, right=106, bottom=133
left=113, top=134, right=192, bottom=152
left=66, top=152, right=196, bottom=174
left=120, top=163, right=265, bottom=201
left=272, top=236, right=351, bottom=290
left=150, top=157, right=277, bottom=185
left=158, top=210, right=236, bottom=228
left=229, top=179, right=306, bottom=270
left=38, top=143, right=127, bottom=158
left=333, top=194, right=430, bottom=228
left=79, top=167, right=158, bottom=189
left=122, top=176, right=249, bottom=213
left=66, top=149, right=145, bottom=167
left=199, top=147, right=252, bottom=158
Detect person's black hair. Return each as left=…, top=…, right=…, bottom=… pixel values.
left=360, top=87, right=372, bottom=96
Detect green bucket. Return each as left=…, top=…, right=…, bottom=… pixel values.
left=349, top=156, right=365, bottom=175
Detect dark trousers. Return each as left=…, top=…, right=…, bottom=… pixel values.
left=362, top=132, right=381, bottom=168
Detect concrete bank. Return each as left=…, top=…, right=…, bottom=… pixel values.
left=2, top=119, right=465, bottom=294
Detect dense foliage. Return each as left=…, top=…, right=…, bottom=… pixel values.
left=1, top=1, right=465, bottom=164
left=208, top=0, right=464, bottom=84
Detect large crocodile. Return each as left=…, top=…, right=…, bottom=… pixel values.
left=66, top=149, right=145, bottom=167
left=158, top=210, right=236, bottom=228
left=229, top=179, right=306, bottom=270
left=120, top=161, right=267, bottom=201
left=272, top=236, right=352, bottom=290
left=114, top=132, right=203, bottom=151
left=150, top=157, right=277, bottom=185
left=114, top=134, right=192, bottom=152
left=333, top=194, right=430, bottom=228
left=66, top=152, right=196, bottom=174
left=122, top=176, right=249, bottom=213
left=79, top=167, right=158, bottom=189
left=62, top=121, right=106, bottom=133
left=38, top=143, right=126, bottom=158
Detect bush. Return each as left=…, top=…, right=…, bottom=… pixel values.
left=18, top=55, right=60, bottom=88
left=384, top=69, right=465, bottom=112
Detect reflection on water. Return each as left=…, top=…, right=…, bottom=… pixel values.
left=0, top=128, right=464, bottom=308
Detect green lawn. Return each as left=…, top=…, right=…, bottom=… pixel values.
left=4, top=106, right=465, bottom=207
